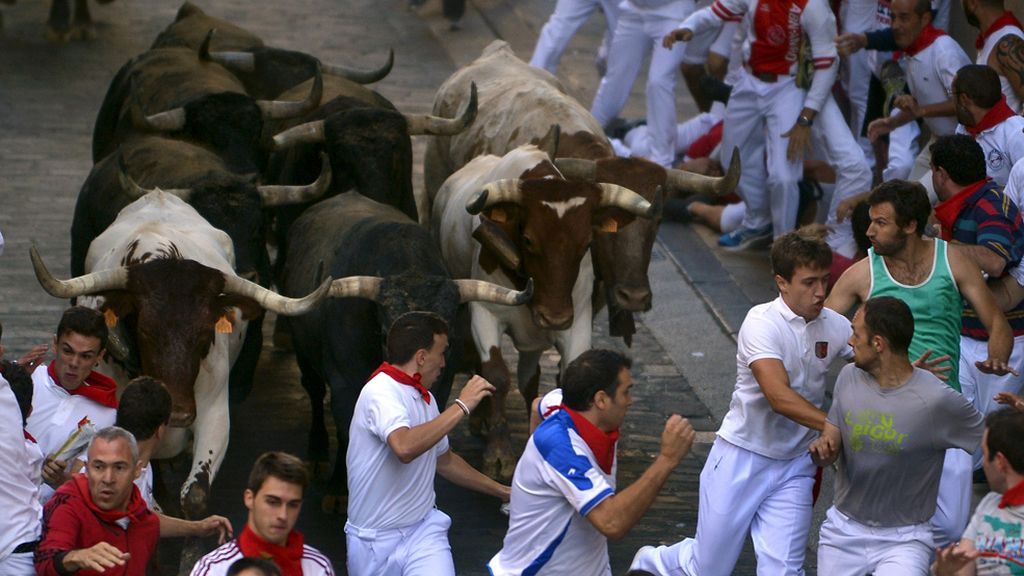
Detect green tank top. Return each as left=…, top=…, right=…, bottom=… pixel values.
left=868, top=239, right=962, bottom=392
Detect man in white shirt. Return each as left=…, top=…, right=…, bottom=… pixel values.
left=26, top=306, right=117, bottom=504
left=190, top=452, right=332, bottom=576
left=630, top=230, right=854, bottom=575
left=489, top=349, right=696, bottom=575
left=0, top=370, right=42, bottom=575
left=953, top=64, right=1024, bottom=186
left=345, top=311, right=510, bottom=576
left=663, top=0, right=840, bottom=250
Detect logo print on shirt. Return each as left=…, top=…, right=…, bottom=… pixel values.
left=767, top=24, right=786, bottom=46
left=815, top=341, right=828, bottom=359
left=844, top=409, right=908, bottom=454
left=989, top=149, right=1005, bottom=170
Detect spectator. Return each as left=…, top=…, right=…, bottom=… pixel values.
left=227, top=557, right=283, bottom=576
left=953, top=65, right=1024, bottom=186
left=35, top=426, right=159, bottom=576
left=190, top=451, right=332, bottom=576
left=489, top=349, right=696, bottom=574
left=0, top=366, right=42, bottom=575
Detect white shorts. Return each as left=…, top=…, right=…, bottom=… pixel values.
left=817, top=506, right=933, bottom=576
left=345, top=508, right=455, bottom=576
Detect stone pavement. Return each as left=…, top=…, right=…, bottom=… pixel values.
left=0, top=0, right=811, bottom=574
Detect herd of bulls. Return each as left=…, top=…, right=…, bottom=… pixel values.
left=27, top=2, right=739, bottom=571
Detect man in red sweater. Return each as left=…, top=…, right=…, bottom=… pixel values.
left=35, top=426, right=159, bottom=575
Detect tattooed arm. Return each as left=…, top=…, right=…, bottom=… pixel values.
left=994, top=34, right=1024, bottom=109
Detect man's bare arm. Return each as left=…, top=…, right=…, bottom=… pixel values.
left=436, top=450, right=510, bottom=501
left=387, top=375, right=495, bottom=463
left=951, top=249, right=1015, bottom=374
left=809, top=421, right=842, bottom=466
left=952, top=243, right=1010, bottom=278
left=994, top=35, right=1024, bottom=109
left=825, top=258, right=869, bottom=317
left=751, top=359, right=827, bottom=430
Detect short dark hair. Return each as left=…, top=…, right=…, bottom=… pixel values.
left=770, top=230, right=832, bottom=282
left=116, top=377, right=171, bottom=442
left=930, top=135, right=987, bottom=186
left=386, top=311, right=449, bottom=365
left=561, top=349, right=633, bottom=411
left=985, top=408, right=1024, bottom=473
left=867, top=180, right=931, bottom=235
left=246, top=451, right=309, bottom=494
left=226, top=558, right=282, bottom=576
left=912, top=0, right=932, bottom=17
left=1, top=361, right=33, bottom=426
left=862, top=296, right=914, bottom=355
left=56, top=306, right=108, bottom=350
left=954, top=64, right=1003, bottom=109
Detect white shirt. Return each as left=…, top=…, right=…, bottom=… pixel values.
left=680, top=0, right=839, bottom=111
left=345, top=371, right=449, bottom=530
left=718, top=297, right=853, bottom=460
left=488, top=409, right=616, bottom=576
left=956, top=114, right=1024, bottom=186
left=901, top=36, right=971, bottom=138
left=25, top=364, right=116, bottom=503
left=977, top=23, right=1024, bottom=113
left=0, top=375, right=41, bottom=562
left=189, top=539, right=335, bottom=576
left=536, top=388, right=564, bottom=420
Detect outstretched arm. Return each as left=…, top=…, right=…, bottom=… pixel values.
left=435, top=450, right=510, bottom=501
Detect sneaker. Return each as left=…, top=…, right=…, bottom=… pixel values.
left=718, top=224, right=772, bottom=251
left=629, top=545, right=656, bottom=571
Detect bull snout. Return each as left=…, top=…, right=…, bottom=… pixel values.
left=532, top=307, right=574, bottom=331
left=169, top=410, right=196, bottom=428
left=614, top=286, right=652, bottom=312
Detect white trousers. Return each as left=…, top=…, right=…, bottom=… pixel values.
left=812, top=95, right=873, bottom=258
left=724, top=69, right=805, bottom=236
left=529, top=0, right=621, bottom=73
left=883, top=109, right=921, bottom=181
left=590, top=0, right=694, bottom=168
left=817, top=506, right=933, bottom=576
left=0, top=551, right=35, bottom=575
left=630, top=438, right=816, bottom=576
left=960, top=334, right=1024, bottom=468
left=931, top=447, right=974, bottom=549
left=621, top=110, right=721, bottom=159
left=345, top=508, right=455, bottom=576
left=840, top=48, right=875, bottom=169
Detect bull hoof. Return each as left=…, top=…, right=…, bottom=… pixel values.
left=46, top=27, right=71, bottom=42
left=321, top=493, right=347, bottom=515
left=71, top=22, right=95, bottom=40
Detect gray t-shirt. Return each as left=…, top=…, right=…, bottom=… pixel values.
left=827, top=364, right=984, bottom=527
left=962, top=491, right=1024, bottom=575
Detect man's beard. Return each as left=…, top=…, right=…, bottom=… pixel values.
left=872, top=230, right=909, bottom=256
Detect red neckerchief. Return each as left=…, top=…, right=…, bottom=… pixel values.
left=72, top=473, right=148, bottom=525
left=934, top=178, right=990, bottom=240
left=24, top=430, right=36, bottom=443
left=553, top=405, right=619, bottom=474
left=895, top=24, right=946, bottom=58
left=238, top=524, right=305, bottom=576
left=1000, top=478, right=1024, bottom=508
left=965, top=96, right=1017, bottom=137
left=976, top=11, right=1024, bottom=49
left=47, top=362, right=118, bottom=409
left=369, top=362, right=431, bottom=404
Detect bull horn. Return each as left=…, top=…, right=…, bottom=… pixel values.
left=105, top=329, right=131, bottom=362
left=140, top=107, right=187, bottom=132
left=553, top=158, right=596, bottom=181
left=456, top=278, right=533, bottom=306
left=30, top=246, right=129, bottom=299
left=322, top=48, right=394, bottom=84
left=466, top=179, right=522, bottom=215
left=665, top=147, right=741, bottom=196
left=598, top=183, right=654, bottom=218
left=540, top=124, right=560, bottom=159
left=257, top=65, right=323, bottom=120
left=328, top=276, right=383, bottom=301
left=117, top=153, right=192, bottom=201
left=272, top=120, right=325, bottom=150
left=222, top=274, right=333, bottom=316
left=405, top=82, right=477, bottom=136
left=198, top=29, right=257, bottom=71
left=257, top=152, right=332, bottom=206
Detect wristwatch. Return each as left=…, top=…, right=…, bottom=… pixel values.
left=797, top=115, right=814, bottom=127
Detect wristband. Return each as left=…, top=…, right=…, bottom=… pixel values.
left=454, top=399, right=470, bottom=416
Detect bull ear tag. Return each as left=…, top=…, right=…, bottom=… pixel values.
left=215, top=314, right=234, bottom=334
left=600, top=218, right=618, bottom=233
left=488, top=208, right=507, bottom=223
left=103, top=309, right=119, bottom=328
